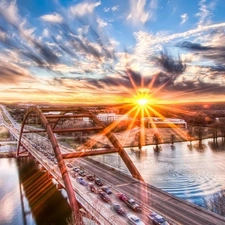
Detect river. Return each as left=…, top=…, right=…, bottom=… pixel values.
left=0, top=144, right=71, bottom=225
left=1, top=138, right=225, bottom=224
left=92, top=138, right=225, bottom=207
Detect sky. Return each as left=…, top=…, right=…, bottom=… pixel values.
left=0, top=0, right=225, bottom=105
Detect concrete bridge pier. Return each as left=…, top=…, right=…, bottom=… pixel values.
left=16, top=144, right=30, bottom=157
left=56, top=183, right=64, bottom=190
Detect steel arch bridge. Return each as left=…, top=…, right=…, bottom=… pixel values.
left=16, top=106, right=143, bottom=219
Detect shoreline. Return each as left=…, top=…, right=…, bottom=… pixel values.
left=0, top=140, right=17, bottom=158
left=0, top=152, right=16, bottom=158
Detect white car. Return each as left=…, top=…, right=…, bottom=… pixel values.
left=148, top=211, right=170, bottom=225
left=127, top=214, right=145, bottom=225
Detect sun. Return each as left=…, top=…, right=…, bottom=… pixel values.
left=137, top=98, right=149, bottom=106
left=132, top=89, right=153, bottom=108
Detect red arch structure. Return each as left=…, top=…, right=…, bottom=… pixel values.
left=17, top=106, right=143, bottom=219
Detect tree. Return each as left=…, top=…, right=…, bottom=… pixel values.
left=194, top=126, right=205, bottom=148
left=153, top=132, right=162, bottom=150
left=204, top=190, right=225, bottom=216
left=193, top=112, right=207, bottom=126
left=134, top=132, right=148, bottom=152
left=170, top=134, right=176, bottom=145
left=187, top=126, right=194, bottom=144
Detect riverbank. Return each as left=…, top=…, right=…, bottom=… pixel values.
left=89, top=127, right=213, bottom=148
left=0, top=151, right=16, bottom=158
left=0, top=141, right=17, bottom=158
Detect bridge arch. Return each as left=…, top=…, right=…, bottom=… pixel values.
left=43, top=107, right=143, bottom=181
left=16, top=106, right=81, bottom=219
left=17, top=106, right=144, bottom=220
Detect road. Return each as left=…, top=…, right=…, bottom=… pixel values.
left=71, top=157, right=225, bottom=225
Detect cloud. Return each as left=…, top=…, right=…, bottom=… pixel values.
left=97, top=18, right=108, bottom=28
left=42, top=28, right=49, bottom=37
left=154, top=50, right=186, bottom=76
left=0, top=61, right=35, bottom=84
left=134, top=22, right=225, bottom=56
left=112, top=5, right=119, bottom=12
left=104, top=7, right=110, bottom=12
left=69, top=1, right=101, bottom=17
left=180, top=13, right=188, bottom=25
left=176, top=41, right=212, bottom=51
left=196, top=0, right=216, bottom=27
left=127, top=0, right=157, bottom=26
left=177, top=40, right=225, bottom=65
left=0, top=0, right=19, bottom=27
left=40, top=13, right=63, bottom=23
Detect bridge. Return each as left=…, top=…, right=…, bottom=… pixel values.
left=1, top=104, right=225, bottom=225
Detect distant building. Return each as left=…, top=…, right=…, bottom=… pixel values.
left=147, top=117, right=187, bottom=129
left=83, top=113, right=128, bottom=123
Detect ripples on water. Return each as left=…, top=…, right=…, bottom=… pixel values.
left=92, top=138, right=225, bottom=207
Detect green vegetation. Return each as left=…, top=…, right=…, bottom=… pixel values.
left=1, top=111, right=11, bottom=124
left=0, top=126, right=10, bottom=141
left=0, top=150, right=16, bottom=158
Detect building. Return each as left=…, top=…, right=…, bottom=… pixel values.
left=83, top=113, right=128, bottom=123
left=147, top=117, right=187, bottom=129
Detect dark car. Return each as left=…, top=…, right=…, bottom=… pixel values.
left=101, top=186, right=112, bottom=194
left=88, top=183, right=97, bottom=193
left=86, top=174, right=94, bottom=181
left=95, top=178, right=103, bottom=186
left=98, top=191, right=111, bottom=203
left=112, top=203, right=126, bottom=216
left=125, top=198, right=142, bottom=212
left=148, top=212, right=170, bottom=225
left=116, top=192, right=129, bottom=202
left=78, top=170, right=86, bottom=177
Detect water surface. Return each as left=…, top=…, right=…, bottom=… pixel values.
left=0, top=144, right=72, bottom=225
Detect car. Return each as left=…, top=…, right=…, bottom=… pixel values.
left=111, top=203, right=126, bottom=216
left=66, top=163, right=73, bottom=168
left=98, top=191, right=111, bottom=203
left=148, top=211, right=158, bottom=220
left=73, top=167, right=80, bottom=172
left=127, top=214, right=145, bottom=225
left=71, top=172, right=76, bottom=178
left=95, top=178, right=103, bottom=186
left=101, top=186, right=112, bottom=194
left=116, top=192, right=129, bottom=202
left=88, top=183, right=97, bottom=193
left=76, top=177, right=88, bottom=186
left=86, top=174, right=94, bottom=181
left=148, top=212, right=170, bottom=225
left=78, top=170, right=86, bottom=177
left=125, top=198, right=142, bottom=212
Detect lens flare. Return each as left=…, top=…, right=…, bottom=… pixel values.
left=137, top=98, right=148, bottom=106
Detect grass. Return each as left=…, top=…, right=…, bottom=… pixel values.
left=0, top=150, right=16, bottom=158
left=0, top=110, right=12, bottom=125
left=0, top=125, right=10, bottom=141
